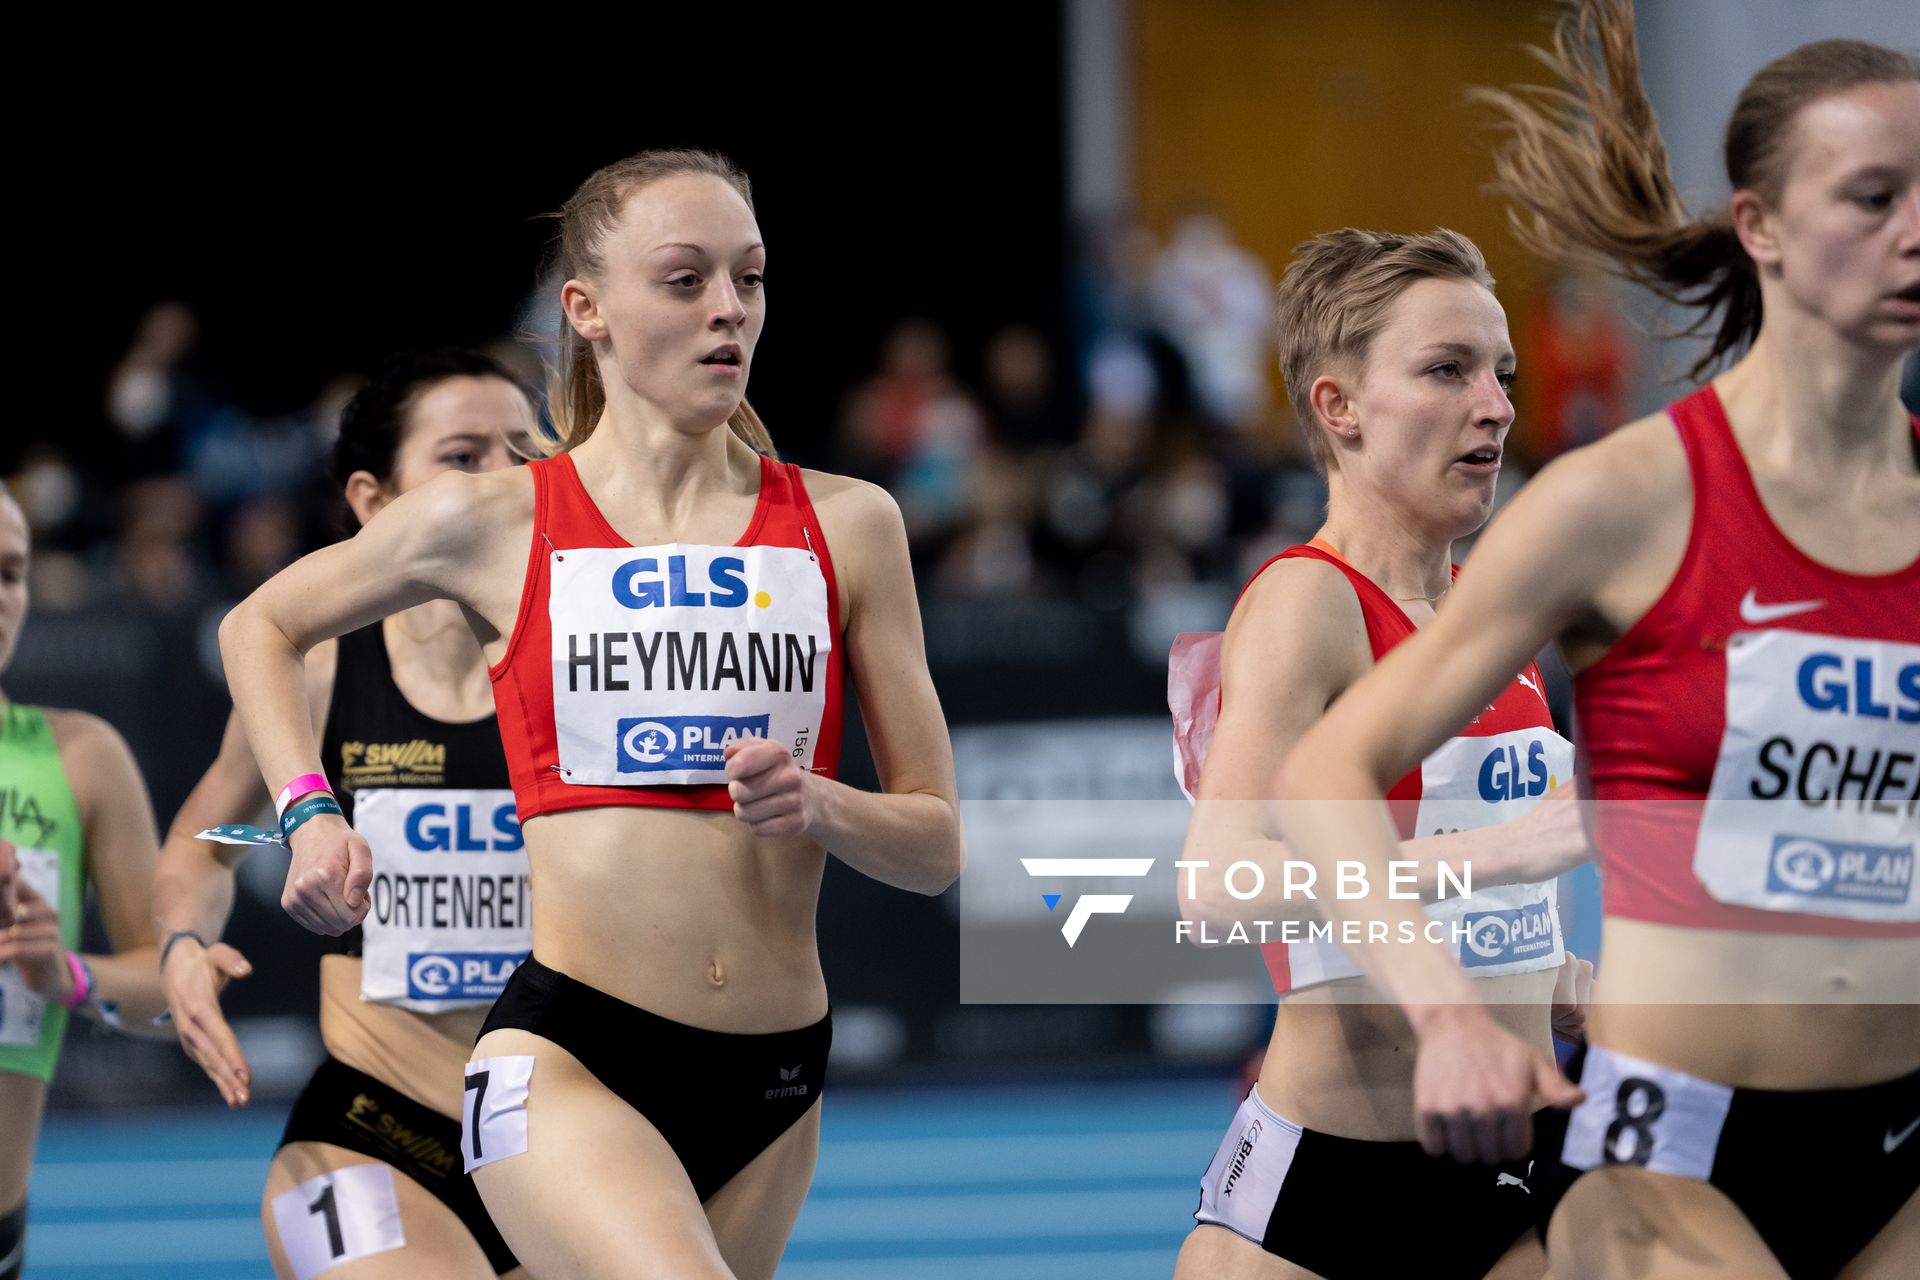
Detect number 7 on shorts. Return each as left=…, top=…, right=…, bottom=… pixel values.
left=462, top=1055, right=534, bottom=1173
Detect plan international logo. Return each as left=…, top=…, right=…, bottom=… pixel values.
left=615, top=715, right=771, bottom=772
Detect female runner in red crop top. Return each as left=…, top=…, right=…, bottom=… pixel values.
left=218, top=149, right=964, bottom=1280
left=1272, top=5, right=1918, bottom=1277
left=1172, top=227, right=1593, bottom=1280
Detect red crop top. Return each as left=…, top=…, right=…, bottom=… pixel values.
left=489, top=452, right=846, bottom=821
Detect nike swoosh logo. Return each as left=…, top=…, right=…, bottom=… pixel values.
left=0, top=1236, right=19, bottom=1274
left=1738, top=589, right=1826, bottom=625
left=1888, top=1116, right=1920, bottom=1154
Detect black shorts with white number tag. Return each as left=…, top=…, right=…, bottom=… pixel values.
left=1532, top=1043, right=1920, bottom=1280
left=477, top=955, right=831, bottom=1201
left=1193, top=1086, right=1539, bottom=1279
left=279, top=1055, right=519, bottom=1274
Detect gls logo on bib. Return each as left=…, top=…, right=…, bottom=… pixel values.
left=611, top=555, right=751, bottom=609
left=1794, top=651, right=1920, bottom=722
left=616, top=715, right=770, bottom=772
left=1478, top=741, right=1553, bottom=803
left=404, top=801, right=523, bottom=852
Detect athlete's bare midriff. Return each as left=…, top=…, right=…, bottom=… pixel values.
left=316, top=956, right=488, bottom=1120
left=517, top=805, right=829, bottom=1033
left=437, top=459, right=839, bottom=1036
left=1588, top=918, right=1920, bottom=1089
left=1256, top=968, right=1557, bottom=1141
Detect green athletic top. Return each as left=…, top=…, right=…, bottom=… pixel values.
left=0, top=703, right=87, bottom=1083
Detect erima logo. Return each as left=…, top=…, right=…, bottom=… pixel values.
left=766, top=1064, right=809, bottom=1099
left=1021, top=858, right=1157, bottom=946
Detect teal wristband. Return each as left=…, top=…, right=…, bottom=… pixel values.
left=280, top=793, right=345, bottom=841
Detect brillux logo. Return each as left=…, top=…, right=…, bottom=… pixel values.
left=1021, top=858, right=1156, bottom=946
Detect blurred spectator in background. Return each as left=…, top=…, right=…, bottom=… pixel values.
left=1043, top=403, right=1151, bottom=589
left=56, top=282, right=1338, bottom=619
left=835, top=319, right=989, bottom=541
left=222, top=499, right=305, bottom=597
left=12, top=446, right=92, bottom=613
left=11, top=447, right=87, bottom=553
left=1522, top=267, right=1634, bottom=463
left=184, top=374, right=357, bottom=510
left=981, top=324, right=1064, bottom=446
left=1139, top=449, right=1233, bottom=585
left=109, top=477, right=208, bottom=612
left=935, top=446, right=1042, bottom=598
left=1149, top=213, right=1272, bottom=431
left=104, top=301, right=206, bottom=481
left=1078, top=216, right=1192, bottom=425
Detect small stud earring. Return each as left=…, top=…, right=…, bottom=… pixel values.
left=1346, top=428, right=1358, bottom=438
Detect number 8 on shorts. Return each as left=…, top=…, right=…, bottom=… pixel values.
left=1562, top=1045, right=1734, bottom=1180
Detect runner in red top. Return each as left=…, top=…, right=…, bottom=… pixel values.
left=1172, top=228, right=1593, bottom=1280
left=218, top=150, right=963, bottom=1280
left=1272, top=5, right=1919, bottom=1275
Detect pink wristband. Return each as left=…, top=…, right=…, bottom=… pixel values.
left=276, top=773, right=331, bottom=819
left=59, top=951, right=90, bottom=1008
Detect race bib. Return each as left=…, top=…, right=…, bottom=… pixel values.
left=1694, top=630, right=1919, bottom=922
left=352, top=788, right=531, bottom=1011
left=548, top=544, right=831, bottom=786
left=1413, top=728, right=1574, bottom=976
left=269, top=1164, right=406, bottom=1280
left=462, top=1054, right=534, bottom=1173
left=0, top=847, right=61, bottom=1047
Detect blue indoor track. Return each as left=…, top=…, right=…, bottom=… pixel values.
left=26, top=1079, right=1226, bottom=1278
